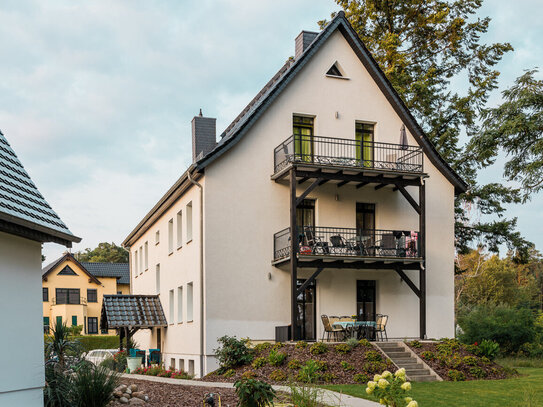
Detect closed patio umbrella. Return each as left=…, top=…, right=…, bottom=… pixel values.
left=399, top=124, right=408, bottom=150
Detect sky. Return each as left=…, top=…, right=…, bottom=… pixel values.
left=0, top=0, right=541, bottom=264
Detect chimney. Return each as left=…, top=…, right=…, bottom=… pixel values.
left=295, top=31, right=318, bottom=59
left=192, top=109, right=216, bottom=162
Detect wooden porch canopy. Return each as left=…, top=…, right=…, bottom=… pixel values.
left=100, top=295, right=167, bottom=351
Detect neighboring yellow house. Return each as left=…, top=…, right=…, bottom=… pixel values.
left=42, top=252, right=130, bottom=335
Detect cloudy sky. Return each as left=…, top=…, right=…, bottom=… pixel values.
left=0, top=0, right=541, bottom=263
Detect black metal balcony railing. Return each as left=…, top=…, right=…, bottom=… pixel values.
left=274, top=135, right=423, bottom=174
left=273, top=226, right=420, bottom=261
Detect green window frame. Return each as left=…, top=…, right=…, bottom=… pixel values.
left=355, top=122, right=374, bottom=167
left=87, top=289, right=97, bottom=303
left=43, top=317, right=49, bottom=326
left=72, top=316, right=77, bottom=326
left=56, top=316, right=62, bottom=327
left=293, top=115, right=314, bottom=162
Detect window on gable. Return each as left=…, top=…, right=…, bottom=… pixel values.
left=325, top=61, right=347, bottom=78
left=58, top=265, right=77, bottom=276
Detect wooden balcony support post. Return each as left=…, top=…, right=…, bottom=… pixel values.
left=397, top=185, right=421, bottom=215
left=419, top=180, right=426, bottom=339
left=290, top=168, right=299, bottom=341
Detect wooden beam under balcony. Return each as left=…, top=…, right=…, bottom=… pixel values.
left=292, top=169, right=421, bottom=187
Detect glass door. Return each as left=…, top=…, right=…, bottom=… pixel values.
left=356, top=203, right=375, bottom=255
left=293, top=115, right=314, bottom=162
left=357, top=280, right=376, bottom=322
left=356, top=122, right=374, bottom=167
left=296, top=279, right=316, bottom=341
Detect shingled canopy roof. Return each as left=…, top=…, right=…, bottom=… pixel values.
left=100, top=295, right=167, bottom=330
left=0, top=130, right=80, bottom=246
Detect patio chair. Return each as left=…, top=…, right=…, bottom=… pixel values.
left=374, top=314, right=389, bottom=341
left=148, top=349, right=161, bottom=365
left=321, top=315, right=343, bottom=342
left=380, top=234, right=396, bottom=257
left=305, top=227, right=329, bottom=254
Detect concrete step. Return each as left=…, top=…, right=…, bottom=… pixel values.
left=398, top=363, right=422, bottom=370
left=405, top=369, right=432, bottom=376
left=409, top=375, right=437, bottom=382
left=385, top=351, right=411, bottom=358
left=390, top=357, right=418, bottom=364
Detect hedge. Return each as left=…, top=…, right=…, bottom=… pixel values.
left=44, top=335, right=120, bottom=352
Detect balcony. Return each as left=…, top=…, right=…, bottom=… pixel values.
left=273, top=226, right=422, bottom=266
left=51, top=297, right=87, bottom=306
left=273, top=135, right=424, bottom=178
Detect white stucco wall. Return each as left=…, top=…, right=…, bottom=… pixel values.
left=0, top=232, right=44, bottom=406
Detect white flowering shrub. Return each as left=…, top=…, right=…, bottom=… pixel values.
left=365, top=368, right=418, bottom=407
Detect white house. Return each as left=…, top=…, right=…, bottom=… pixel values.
left=0, top=131, right=80, bottom=406
left=123, top=12, right=467, bottom=378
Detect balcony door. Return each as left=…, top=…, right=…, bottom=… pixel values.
left=355, top=122, right=374, bottom=167
left=297, top=199, right=315, bottom=245
left=296, top=279, right=316, bottom=341
left=293, top=115, right=314, bottom=162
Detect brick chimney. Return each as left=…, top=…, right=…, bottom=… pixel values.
left=192, top=109, right=216, bottom=162
left=295, top=31, right=318, bottom=59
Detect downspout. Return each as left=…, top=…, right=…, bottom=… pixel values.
left=187, top=169, right=204, bottom=378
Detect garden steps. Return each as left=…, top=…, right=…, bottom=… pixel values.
left=374, top=342, right=441, bottom=382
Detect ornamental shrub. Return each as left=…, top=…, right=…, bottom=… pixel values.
left=223, top=368, right=236, bottom=378
left=267, top=349, right=287, bottom=366
left=234, top=378, right=275, bottom=407
left=215, top=336, right=253, bottom=369
left=462, top=356, right=479, bottom=366
left=346, top=337, right=359, bottom=349
left=320, top=372, right=338, bottom=383
left=408, top=340, right=422, bottom=349
left=353, top=373, right=369, bottom=383
left=309, top=342, right=328, bottom=355
left=363, top=361, right=388, bottom=373
left=295, top=341, right=308, bottom=349
left=297, top=360, right=319, bottom=383
left=253, top=342, right=272, bottom=353
left=287, top=359, right=302, bottom=369
left=365, top=368, right=418, bottom=407
left=269, top=370, right=287, bottom=382
left=242, top=370, right=257, bottom=379
left=457, top=304, right=537, bottom=354
left=469, top=366, right=487, bottom=379
left=341, top=361, right=355, bottom=371
left=420, top=351, right=435, bottom=361
left=365, top=350, right=383, bottom=362
left=358, top=339, right=372, bottom=347
left=335, top=343, right=351, bottom=354
left=448, top=370, right=466, bottom=381
left=314, top=360, right=328, bottom=371
left=272, top=342, right=285, bottom=350
left=252, top=357, right=267, bottom=369
left=478, top=339, right=500, bottom=360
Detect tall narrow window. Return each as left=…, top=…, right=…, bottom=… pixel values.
left=293, top=115, right=314, bottom=162
left=186, top=202, right=193, bottom=242
left=134, top=250, right=138, bottom=278
left=168, top=219, right=174, bottom=253
left=144, top=241, right=149, bottom=270
left=155, top=230, right=160, bottom=245
left=72, top=315, right=77, bottom=326
left=43, top=317, right=50, bottom=333
left=187, top=282, right=194, bottom=322
left=356, top=203, right=375, bottom=231
left=188, top=360, right=195, bottom=376
left=177, top=210, right=183, bottom=248
left=139, top=246, right=143, bottom=274
left=177, top=286, right=183, bottom=323
left=355, top=122, right=374, bottom=166
left=43, top=287, right=49, bottom=302
left=156, top=264, right=161, bottom=294
left=169, top=289, right=174, bottom=324
left=88, top=317, right=98, bottom=334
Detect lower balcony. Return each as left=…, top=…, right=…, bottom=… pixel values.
left=273, top=226, right=422, bottom=267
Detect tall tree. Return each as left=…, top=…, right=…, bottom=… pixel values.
left=320, top=0, right=531, bottom=254
left=470, top=69, right=543, bottom=202
left=75, top=242, right=129, bottom=263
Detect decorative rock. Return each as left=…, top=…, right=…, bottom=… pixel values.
left=122, top=393, right=131, bottom=399
left=117, top=385, right=128, bottom=393
left=129, top=384, right=138, bottom=392
left=144, top=395, right=149, bottom=402
left=114, top=391, right=123, bottom=398
left=119, top=397, right=129, bottom=404
left=125, top=388, right=132, bottom=396
left=132, top=392, right=145, bottom=400
left=129, top=398, right=145, bottom=405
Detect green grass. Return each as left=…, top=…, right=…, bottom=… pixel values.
left=497, top=357, right=543, bottom=369
left=323, top=368, right=543, bottom=407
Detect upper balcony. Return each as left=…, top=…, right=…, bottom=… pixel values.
left=273, top=135, right=424, bottom=182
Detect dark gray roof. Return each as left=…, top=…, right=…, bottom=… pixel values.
left=101, top=295, right=167, bottom=329
left=81, top=262, right=130, bottom=285
left=196, top=11, right=468, bottom=194
left=0, top=130, right=80, bottom=245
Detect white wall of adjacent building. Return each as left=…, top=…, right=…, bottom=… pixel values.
left=129, top=29, right=456, bottom=376
left=0, top=232, right=45, bottom=406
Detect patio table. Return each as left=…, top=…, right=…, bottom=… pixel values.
left=333, top=321, right=376, bottom=340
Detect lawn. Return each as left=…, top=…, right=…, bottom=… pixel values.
left=323, top=367, right=542, bottom=407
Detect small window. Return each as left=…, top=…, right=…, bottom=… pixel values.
left=71, top=315, right=77, bottom=326
left=144, top=242, right=149, bottom=270
left=177, top=286, right=183, bottom=323
left=156, top=264, right=161, bottom=294
left=186, top=202, right=193, bottom=243
left=43, top=317, right=50, bottom=334
left=169, top=289, right=174, bottom=324
left=325, top=61, right=348, bottom=79
left=179, top=359, right=184, bottom=371
left=88, top=317, right=98, bottom=334
left=155, top=230, right=160, bottom=245
left=58, top=265, right=78, bottom=276
left=43, top=287, right=49, bottom=302
left=170, top=358, right=176, bottom=370
left=117, top=291, right=122, bottom=295
left=188, top=360, right=195, bottom=376
left=187, top=282, right=194, bottom=322
left=56, top=316, right=62, bottom=327
left=168, top=219, right=174, bottom=253
left=177, top=210, right=183, bottom=249
left=87, top=289, right=97, bottom=303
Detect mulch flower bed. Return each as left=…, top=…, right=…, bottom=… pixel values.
left=405, top=339, right=514, bottom=381
left=109, top=378, right=238, bottom=407
left=201, top=340, right=396, bottom=385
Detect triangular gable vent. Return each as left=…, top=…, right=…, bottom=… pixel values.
left=58, top=265, right=78, bottom=276
left=326, top=62, right=344, bottom=77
